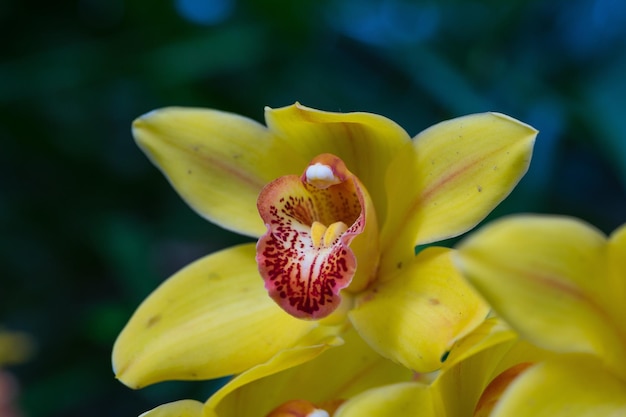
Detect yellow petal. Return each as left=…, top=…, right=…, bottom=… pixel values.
left=435, top=339, right=518, bottom=417
left=112, top=244, right=316, bottom=388
left=473, top=362, right=534, bottom=417
left=441, top=317, right=518, bottom=371
left=335, top=382, right=439, bottom=417
left=265, top=103, right=412, bottom=226
left=606, top=223, right=626, bottom=320
left=133, top=107, right=306, bottom=237
left=209, top=327, right=413, bottom=417
left=456, top=215, right=626, bottom=378
left=380, top=113, right=536, bottom=274
left=207, top=326, right=343, bottom=416
left=139, top=400, right=204, bottom=417
left=490, top=356, right=626, bottom=417
left=434, top=319, right=559, bottom=417
left=349, top=247, right=489, bottom=373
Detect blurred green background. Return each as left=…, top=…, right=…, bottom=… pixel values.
left=2, top=0, right=625, bottom=415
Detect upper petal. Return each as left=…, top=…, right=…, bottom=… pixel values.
left=349, top=247, right=489, bottom=373
left=133, top=107, right=307, bottom=237
left=379, top=113, right=536, bottom=274
left=112, top=244, right=316, bottom=388
left=456, top=215, right=626, bottom=378
left=265, top=103, right=412, bottom=225
left=490, top=355, right=626, bottom=417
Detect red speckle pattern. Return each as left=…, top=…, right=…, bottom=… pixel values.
left=256, top=155, right=367, bottom=319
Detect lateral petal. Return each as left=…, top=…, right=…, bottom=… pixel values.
left=456, top=215, right=626, bottom=378
left=380, top=113, right=536, bottom=274
left=112, top=244, right=316, bottom=388
left=349, top=247, right=489, bottom=373
left=133, top=107, right=306, bottom=237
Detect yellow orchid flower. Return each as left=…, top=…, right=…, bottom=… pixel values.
left=455, top=215, right=626, bottom=416
left=113, top=103, right=537, bottom=390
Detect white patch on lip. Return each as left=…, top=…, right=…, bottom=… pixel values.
left=308, top=410, right=330, bottom=417
left=306, top=163, right=335, bottom=182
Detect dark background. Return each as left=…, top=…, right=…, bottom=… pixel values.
left=2, top=0, right=625, bottom=416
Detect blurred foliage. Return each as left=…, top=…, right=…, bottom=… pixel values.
left=1, top=0, right=625, bottom=416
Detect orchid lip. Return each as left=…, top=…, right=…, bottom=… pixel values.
left=256, top=154, right=372, bottom=319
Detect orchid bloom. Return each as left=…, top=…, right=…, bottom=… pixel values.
left=113, top=103, right=536, bottom=392
left=455, top=215, right=626, bottom=416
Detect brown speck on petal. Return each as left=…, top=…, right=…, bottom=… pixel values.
left=146, top=315, right=161, bottom=328
left=428, top=298, right=440, bottom=305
